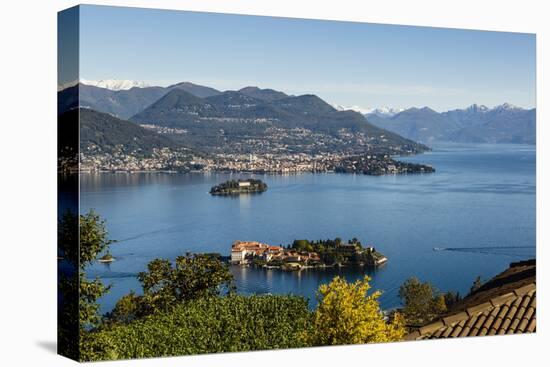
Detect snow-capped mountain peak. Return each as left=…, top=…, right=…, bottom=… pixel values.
left=80, top=79, right=151, bottom=91
left=367, top=106, right=405, bottom=117
left=465, top=104, right=490, bottom=113
left=331, top=104, right=404, bottom=117
left=331, top=104, right=370, bottom=114
left=494, top=102, right=521, bottom=111
left=57, top=79, right=79, bottom=91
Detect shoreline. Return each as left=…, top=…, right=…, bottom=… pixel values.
left=75, top=146, right=435, bottom=176
left=77, top=169, right=435, bottom=176
left=231, top=261, right=388, bottom=272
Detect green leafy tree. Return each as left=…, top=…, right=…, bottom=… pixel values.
left=78, top=210, right=114, bottom=329
left=470, top=276, right=483, bottom=294
left=432, top=294, right=448, bottom=315
left=398, top=277, right=448, bottom=326
left=322, top=250, right=344, bottom=265
left=106, top=291, right=145, bottom=324
left=292, top=239, right=314, bottom=252
left=58, top=209, right=114, bottom=359
left=303, top=276, right=405, bottom=346
left=109, top=253, right=234, bottom=322
left=443, top=291, right=462, bottom=309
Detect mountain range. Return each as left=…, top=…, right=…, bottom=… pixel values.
left=128, top=87, right=425, bottom=154
left=365, top=103, right=535, bottom=144
left=80, top=79, right=151, bottom=91
left=58, top=82, right=427, bottom=156
left=58, top=81, right=222, bottom=120
left=58, top=80, right=535, bottom=153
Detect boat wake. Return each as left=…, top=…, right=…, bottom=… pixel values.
left=433, top=246, right=535, bottom=258
left=117, top=227, right=177, bottom=242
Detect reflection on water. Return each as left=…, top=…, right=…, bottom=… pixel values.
left=77, top=143, right=536, bottom=313
left=232, top=264, right=385, bottom=307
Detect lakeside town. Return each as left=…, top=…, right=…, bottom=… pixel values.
left=229, top=239, right=388, bottom=270
left=77, top=148, right=434, bottom=175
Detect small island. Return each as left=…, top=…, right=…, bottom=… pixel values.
left=98, top=253, right=115, bottom=263
left=209, top=179, right=268, bottom=195
left=230, top=238, right=387, bottom=270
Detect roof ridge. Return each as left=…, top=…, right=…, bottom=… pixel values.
left=442, top=311, right=469, bottom=327
left=513, top=282, right=536, bottom=296
left=489, top=292, right=517, bottom=308
left=406, top=282, right=536, bottom=340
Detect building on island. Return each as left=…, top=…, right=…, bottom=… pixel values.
left=364, top=246, right=388, bottom=266
left=231, top=241, right=283, bottom=264
left=262, top=247, right=284, bottom=262
left=231, top=240, right=322, bottom=265
left=284, top=254, right=303, bottom=263
left=231, top=240, right=383, bottom=268
left=338, top=243, right=359, bottom=254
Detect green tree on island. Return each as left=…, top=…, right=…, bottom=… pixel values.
left=288, top=237, right=370, bottom=265
left=292, top=239, right=315, bottom=252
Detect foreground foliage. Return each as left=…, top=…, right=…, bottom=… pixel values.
left=399, top=277, right=462, bottom=326
left=58, top=209, right=114, bottom=359
left=78, top=210, right=115, bottom=329
left=62, top=210, right=409, bottom=361
left=81, top=295, right=311, bottom=361
left=303, top=276, right=405, bottom=346
left=107, top=253, right=234, bottom=323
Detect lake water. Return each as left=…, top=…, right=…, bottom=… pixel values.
left=78, top=143, right=536, bottom=313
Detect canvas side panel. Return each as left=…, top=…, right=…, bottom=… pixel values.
left=57, top=5, right=80, bottom=362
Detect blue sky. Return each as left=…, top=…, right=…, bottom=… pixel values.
left=76, top=5, right=536, bottom=111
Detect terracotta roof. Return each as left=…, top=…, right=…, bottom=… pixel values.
left=232, top=241, right=270, bottom=250
left=406, top=260, right=536, bottom=340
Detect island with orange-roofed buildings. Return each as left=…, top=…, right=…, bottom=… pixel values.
left=229, top=237, right=387, bottom=270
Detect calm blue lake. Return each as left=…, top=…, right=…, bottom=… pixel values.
left=79, top=143, right=536, bottom=313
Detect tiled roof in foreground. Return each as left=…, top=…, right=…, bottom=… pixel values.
left=406, top=259, right=536, bottom=340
